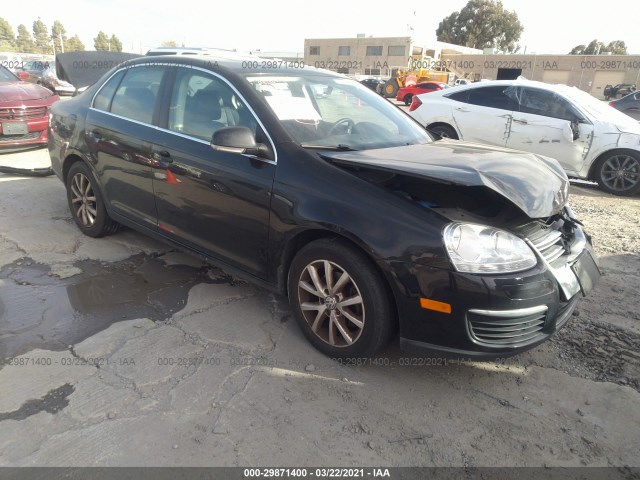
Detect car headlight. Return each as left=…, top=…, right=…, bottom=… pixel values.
left=443, top=222, right=537, bottom=274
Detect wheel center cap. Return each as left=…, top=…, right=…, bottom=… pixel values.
left=324, top=296, right=337, bottom=310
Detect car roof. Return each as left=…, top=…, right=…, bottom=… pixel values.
left=440, top=78, right=595, bottom=97
left=123, top=54, right=344, bottom=78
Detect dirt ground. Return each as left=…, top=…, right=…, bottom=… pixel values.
left=0, top=149, right=639, bottom=469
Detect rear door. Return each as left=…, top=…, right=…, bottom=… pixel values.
left=85, top=64, right=168, bottom=227
left=151, top=66, right=275, bottom=279
left=448, top=85, right=516, bottom=146
left=505, top=86, right=594, bottom=174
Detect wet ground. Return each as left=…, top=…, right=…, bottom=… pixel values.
left=0, top=252, right=221, bottom=359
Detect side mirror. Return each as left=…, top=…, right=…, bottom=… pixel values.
left=562, top=121, right=579, bottom=143
left=210, top=126, right=271, bottom=159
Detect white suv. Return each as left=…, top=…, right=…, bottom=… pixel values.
left=409, top=79, right=640, bottom=195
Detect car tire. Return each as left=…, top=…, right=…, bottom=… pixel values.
left=404, top=94, right=413, bottom=106
left=288, top=238, right=395, bottom=359
left=593, top=151, right=640, bottom=196
left=384, top=80, right=398, bottom=99
left=428, top=124, right=459, bottom=140
left=66, top=162, right=120, bottom=237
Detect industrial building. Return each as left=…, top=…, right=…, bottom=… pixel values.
left=304, top=36, right=640, bottom=99
left=441, top=53, right=640, bottom=99
left=303, top=36, right=480, bottom=77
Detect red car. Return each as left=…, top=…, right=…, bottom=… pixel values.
left=0, top=65, right=60, bottom=151
left=396, top=82, right=449, bottom=105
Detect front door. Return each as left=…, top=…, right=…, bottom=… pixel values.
left=505, top=87, right=594, bottom=175
left=152, top=67, right=275, bottom=279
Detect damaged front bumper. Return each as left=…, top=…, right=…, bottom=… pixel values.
left=396, top=212, right=601, bottom=359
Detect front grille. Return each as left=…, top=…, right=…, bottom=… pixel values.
left=0, top=106, right=47, bottom=120
left=516, top=221, right=568, bottom=266
left=0, top=131, right=42, bottom=142
left=467, top=306, right=548, bottom=347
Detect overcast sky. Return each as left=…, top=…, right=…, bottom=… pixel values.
left=3, top=0, right=639, bottom=55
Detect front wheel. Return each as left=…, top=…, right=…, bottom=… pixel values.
left=66, top=162, right=120, bottom=237
left=384, top=80, right=399, bottom=98
left=288, top=238, right=395, bottom=359
left=593, top=151, right=640, bottom=196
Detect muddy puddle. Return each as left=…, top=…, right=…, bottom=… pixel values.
left=0, top=252, right=239, bottom=359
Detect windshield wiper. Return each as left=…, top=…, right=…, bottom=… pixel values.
left=300, top=144, right=357, bottom=151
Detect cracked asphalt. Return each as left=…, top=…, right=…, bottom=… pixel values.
left=0, top=148, right=639, bottom=467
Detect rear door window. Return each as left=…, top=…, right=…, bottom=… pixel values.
left=93, top=70, right=126, bottom=112
left=466, top=86, right=517, bottom=110
left=109, top=66, right=164, bottom=124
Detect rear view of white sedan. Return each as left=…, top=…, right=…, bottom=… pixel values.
left=408, top=79, right=640, bottom=196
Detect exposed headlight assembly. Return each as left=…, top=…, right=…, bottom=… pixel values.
left=443, top=222, right=537, bottom=274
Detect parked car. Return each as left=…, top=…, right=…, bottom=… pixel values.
left=603, top=83, right=636, bottom=101
left=609, top=92, right=640, bottom=121
left=48, top=56, right=600, bottom=359
left=409, top=79, right=640, bottom=196
left=0, top=65, right=59, bottom=151
left=359, top=78, right=385, bottom=95
left=397, top=81, right=449, bottom=106
left=16, top=60, right=75, bottom=96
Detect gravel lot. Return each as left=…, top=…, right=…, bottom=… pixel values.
left=0, top=147, right=638, bottom=469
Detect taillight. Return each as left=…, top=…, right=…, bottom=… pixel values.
left=608, top=101, right=615, bottom=107
left=409, top=96, right=422, bottom=112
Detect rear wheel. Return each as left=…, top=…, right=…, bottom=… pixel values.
left=404, top=94, right=413, bottom=106
left=428, top=124, right=458, bottom=140
left=288, top=238, right=395, bottom=359
left=594, top=151, right=640, bottom=196
left=66, top=162, right=120, bottom=237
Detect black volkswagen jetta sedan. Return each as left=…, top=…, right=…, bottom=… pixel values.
left=48, top=55, right=600, bottom=359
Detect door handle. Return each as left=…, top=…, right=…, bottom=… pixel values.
left=512, top=118, right=528, bottom=125
left=455, top=107, right=470, bottom=112
left=152, top=150, right=173, bottom=163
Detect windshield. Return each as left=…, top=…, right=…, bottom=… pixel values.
left=0, top=65, right=18, bottom=82
left=245, top=73, right=431, bottom=150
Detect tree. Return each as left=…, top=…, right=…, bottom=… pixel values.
left=161, top=40, right=178, bottom=47
left=0, top=17, right=17, bottom=51
left=94, top=31, right=110, bottom=51
left=436, top=0, right=523, bottom=53
left=604, top=40, right=627, bottom=55
left=569, top=39, right=628, bottom=55
left=16, top=24, right=37, bottom=53
left=109, top=34, right=122, bottom=52
left=32, top=18, right=51, bottom=54
left=51, top=20, right=67, bottom=54
left=66, top=35, right=85, bottom=52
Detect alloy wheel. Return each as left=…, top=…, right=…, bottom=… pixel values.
left=297, top=260, right=365, bottom=347
left=70, top=172, right=98, bottom=227
left=600, top=154, right=640, bottom=192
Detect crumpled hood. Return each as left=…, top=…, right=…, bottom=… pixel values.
left=0, top=81, right=52, bottom=102
left=322, top=141, right=569, bottom=218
